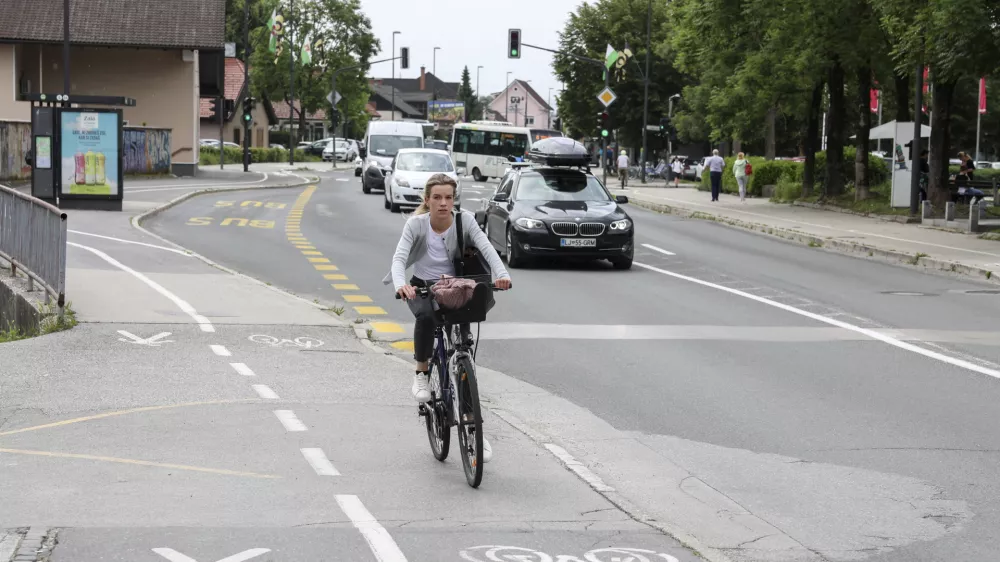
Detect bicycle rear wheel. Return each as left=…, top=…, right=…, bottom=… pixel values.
left=425, top=357, right=450, bottom=461
left=455, top=356, right=484, bottom=488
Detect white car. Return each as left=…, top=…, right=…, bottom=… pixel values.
left=383, top=148, right=466, bottom=213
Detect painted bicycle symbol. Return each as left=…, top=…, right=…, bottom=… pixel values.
left=248, top=334, right=324, bottom=349
left=459, top=546, right=680, bottom=562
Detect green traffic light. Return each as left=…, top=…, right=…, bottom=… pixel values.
left=511, top=49, right=518, bottom=56
left=601, top=130, right=608, bottom=138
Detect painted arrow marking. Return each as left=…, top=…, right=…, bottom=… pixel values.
left=152, top=548, right=271, bottom=562
left=117, top=330, right=174, bottom=346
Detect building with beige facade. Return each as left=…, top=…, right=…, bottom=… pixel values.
left=0, top=0, right=225, bottom=177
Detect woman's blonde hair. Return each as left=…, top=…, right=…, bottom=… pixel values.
left=738, top=152, right=746, bottom=159
left=413, top=173, right=458, bottom=215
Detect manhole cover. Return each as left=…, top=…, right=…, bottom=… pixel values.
left=962, top=290, right=1000, bottom=295
left=881, top=291, right=934, bottom=296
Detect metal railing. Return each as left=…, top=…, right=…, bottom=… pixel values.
left=0, top=184, right=67, bottom=308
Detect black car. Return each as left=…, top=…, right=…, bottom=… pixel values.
left=476, top=161, right=634, bottom=270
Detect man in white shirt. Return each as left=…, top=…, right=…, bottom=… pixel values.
left=705, top=149, right=726, bottom=201
left=616, top=150, right=630, bottom=188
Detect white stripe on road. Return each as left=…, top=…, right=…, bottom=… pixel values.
left=301, top=448, right=340, bottom=475
left=274, top=410, right=308, bottom=432
left=252, top=385, right=280, bottom=400
left=210, top=345, right=231, bottom=357
left=68, top=242, right=215, bottom=332
left=336, top=495, right=408, bottom=562
left=336, top=178, right=350, bottom=182
left=126, top=173, right=269, bottom=191
left=641, top=243, right=676, bottom=256
left=230, top=363, right=256, bottom=377
left=68, top=230, right=190, bottom=255
left=634, top=261, right=1000, bottom=380
left=152, top=548, right=271, bottom=562
left=544, top=444, right=615, bottom=492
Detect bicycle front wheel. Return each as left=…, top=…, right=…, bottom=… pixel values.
left=455, top=356, right=484, bottom=488
left=425, top=358, right=450, bottom=461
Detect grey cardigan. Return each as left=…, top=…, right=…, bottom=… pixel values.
left=383, top=210, right=510, bottom=290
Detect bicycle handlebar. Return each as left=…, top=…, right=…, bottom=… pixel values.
left=395, top=282, right=512, bottom=300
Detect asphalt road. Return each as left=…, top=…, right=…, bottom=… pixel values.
left=139, top=167, right=1000, bottom=562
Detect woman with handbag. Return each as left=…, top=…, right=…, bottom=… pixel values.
left=733, top=152, right=750, bottom=203
left=384, top=173, right=511, bottom=413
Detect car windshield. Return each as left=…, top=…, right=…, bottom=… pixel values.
left=396, top=152, right=454, bottom=172
left=516, top=172, right=610, bottom=202
left=336, top=141, right=348, bottom=150
left=369, top=135, right=422, bottom=157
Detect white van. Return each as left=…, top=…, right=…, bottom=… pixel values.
left=361, top=121, right=425, bottom=194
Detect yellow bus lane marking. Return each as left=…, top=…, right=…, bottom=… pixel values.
left=354, top=306, right=387, bottom=315
left=301, top=251, right=323, bottom=256
left=315, top=265, right=339, bottom=271
left=370, top=322, right=405, bottom=334
left=0, top=448, right=280, bottom=479
left=391, top=341, right=415, bottom=352
left=343, top=295, right=373, bottom=303
left=333, top=284, right=359, bottom=290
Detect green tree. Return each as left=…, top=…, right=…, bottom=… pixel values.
left=457, top=66, right=481, bottom=122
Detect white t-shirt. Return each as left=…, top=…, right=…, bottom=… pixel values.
left=672, top=161, right=683, bottom=174
left=413, top=222, right=456, bottom=281
left=617, top=155, right=629, bottom=169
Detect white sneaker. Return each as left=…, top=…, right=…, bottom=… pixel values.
left=412, top=372, right=431, bottom=403
left=482, top=437, right=493, bottom=464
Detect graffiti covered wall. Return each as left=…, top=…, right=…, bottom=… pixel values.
left=123, top=127, right=172, bottom=175
left=0, top=121, right=31, bottom=181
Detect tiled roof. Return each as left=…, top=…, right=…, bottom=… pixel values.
left=199, top=58, right=249, bottom=119
left=0, top=0, right=225, bottom=50
left=273, top=101, right=326, bottom=122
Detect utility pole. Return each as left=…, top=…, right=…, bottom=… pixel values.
left=602, top=68, right=609, bottom=187
left=640, top=0, right=651, bottom=183
left=505, top=71, right=512, bottom=122
left=910, top=61, right=924, bottom=215
left=62, top=0, right=70, bottom=97
left=287, top=0, right=296, bottom=166
left=391, top=31, right=400, bottom=120
left=476, top=65, right=483, bottom=120
left=243, top=0, right=250, bottom=173
left=668, top=94, right=679, bottom=161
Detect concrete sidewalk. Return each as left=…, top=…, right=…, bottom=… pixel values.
left=625, top=186, right=1000, bottom=285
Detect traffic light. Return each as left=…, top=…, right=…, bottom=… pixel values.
left=508, top=29, right=521, bottom=59
left=207, top=97, right=221, bottom=120
left=600, top=111, right=610, bottom=138
left=400, top=47, right=409, bottom=69
left=659, top=116, right=670, bottom=135
left=330, top=107, right=340, bottom=132
left=242, top=97, right=254, bottom=127
left=224, top=99, right=235, bottom=119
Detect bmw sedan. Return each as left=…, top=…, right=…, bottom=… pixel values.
left=478, top=166, right=634, bottom=269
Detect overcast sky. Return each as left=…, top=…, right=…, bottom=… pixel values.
left=357, top=0, right=586, bottom=111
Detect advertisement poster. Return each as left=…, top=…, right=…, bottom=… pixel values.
left=36, top=137, right=52, bottom=169
left=60, top=111, right=120, bottom=196
left=428, top=101, right=466, bottom=124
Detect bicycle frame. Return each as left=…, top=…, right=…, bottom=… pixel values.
left=432, top=322, right=474, bottom=428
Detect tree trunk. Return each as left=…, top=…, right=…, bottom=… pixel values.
left=893, top=71, right=911, bottom=122
left=765, top=106, right=777, bottom=160
left=803, top=81, right=824, bottom=198
left=825, top=59, right=846, bottom=197
left=733, top=139, right=742, bottom=155
left=928, top=79, right=957, bottom=207
left=855, top=66, right=872, bottom=201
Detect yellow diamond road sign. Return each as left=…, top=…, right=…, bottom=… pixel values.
left=597, top=87, right=617, bottom=107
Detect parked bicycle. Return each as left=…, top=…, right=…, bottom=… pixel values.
left=396, top=276, right=509, bottom=488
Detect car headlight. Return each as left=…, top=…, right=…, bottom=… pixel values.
left=610, top=219, right=632, bottom=231
left=515, top=218, right=545, bottom=230
left=395, top=177, right=410, bottom=187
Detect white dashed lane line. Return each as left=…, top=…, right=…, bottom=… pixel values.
left=252, top=384, right=280, bottom=400
left=274, top=410, right=308, bottom=432
left=642, top=243, right=676, bottom=256
left=301, top=448, right=340, bottom=476
left=230, top=362, right=257, bottom=377
left=336, top=495, right=408, bottom=562
left=211, top=345, right=231, bottom=357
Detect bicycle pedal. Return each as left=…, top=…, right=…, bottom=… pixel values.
left=418, top=405, right=428, bottom=416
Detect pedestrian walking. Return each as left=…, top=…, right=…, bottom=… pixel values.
left=706, top=149, right=725, bottom=201
left=733, top=152, right=749, bottom=203
left=617, top=149, right=629, bottom=189
left=671, top=157, right=683, bottom=188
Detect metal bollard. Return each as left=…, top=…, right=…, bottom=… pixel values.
left=921, top=200, right=932, bottom=220
left=945, top=201, right=955, bottom=221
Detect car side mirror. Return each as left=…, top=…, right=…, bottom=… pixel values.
left=615, top=195, right=629, bottom=204
left=493, top=192, right=509, bottom=203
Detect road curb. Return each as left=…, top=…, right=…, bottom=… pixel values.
left=126, top=173, right=349, bottom=324
left=629, top=197, right=1000, bottom=287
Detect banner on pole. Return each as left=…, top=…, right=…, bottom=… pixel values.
left=870, top=88, right=880, bottom=114
left=979, top=77, right=987, bottom=115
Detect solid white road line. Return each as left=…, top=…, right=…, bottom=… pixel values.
left=252, top=385, right=279, bottom=400
left=68, top=242, right=215, bottom=332
left=336, top=495, right=408, bottom=562
left=128, top=173, right=270, bottom=191
left=301, top=448, right=340, bottom=476
left=274, top=410, right=307, bottom=432
left=642, top=243, right=676, bottom=256
left=544, top=444, right=615, bottom=493
left=68, top=230, right=190, bottom=255
left=210, top=345, right=231, bottom=357
left=230, top=362, right=256, bottom=377
left=634, top=261, right=1000, bottom=380
left=336, top=178, right=350, bottom=182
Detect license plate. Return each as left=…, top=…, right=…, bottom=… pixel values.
left=561, top=238, right=596, bottom=247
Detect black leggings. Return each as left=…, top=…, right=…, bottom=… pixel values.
left=406, top=277, right=438, bottom=363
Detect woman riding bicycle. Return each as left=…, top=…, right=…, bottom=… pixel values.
left=384, top=173, right=511, bottom=415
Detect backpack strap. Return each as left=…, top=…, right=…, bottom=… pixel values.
left=453, top=210, right=465, bottom=276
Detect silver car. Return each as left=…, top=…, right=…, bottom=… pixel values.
left=383, top=148, right=466, bottom=213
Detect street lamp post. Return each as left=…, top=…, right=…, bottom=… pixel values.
left=391, top=31, right=400, bottom=120
left=477, top=65, right=484, bottom=120
left=548, top=88, right=554, bottom=129
left=668, top=93, right=680, bottom=160
left=505, top=71, right=512, bottom=122
left=288, top=0, right=296, bottom=165
left=640, top=0, right=651, bottom=183
left=432, top=46, right=441, bottom=120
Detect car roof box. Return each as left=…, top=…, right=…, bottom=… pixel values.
left=528, top=137, right=592, bottom=167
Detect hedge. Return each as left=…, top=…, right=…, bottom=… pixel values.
left=699, top=148, right=890, bottom=196
left=199, top=146, right=319, bottom=165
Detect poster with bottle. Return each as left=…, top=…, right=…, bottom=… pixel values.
left=60, top=110, right=120, bottom=196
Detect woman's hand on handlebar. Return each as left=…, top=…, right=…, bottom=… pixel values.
left=396, top=285, right=417, bottom=300
left=494, top=278, right=512, bottom=291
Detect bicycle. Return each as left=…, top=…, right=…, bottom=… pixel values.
left=396, top=277, right=509, bottom=488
